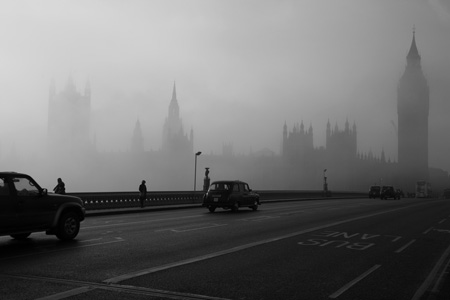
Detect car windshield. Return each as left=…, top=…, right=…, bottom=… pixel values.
left=370, top=186, right=380, bottom=191
left=209, top=182, right=232, bottom=191
left=12, top=177, right=40, bottom=196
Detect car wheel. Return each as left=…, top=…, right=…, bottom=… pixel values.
left=55, top=211, right=80, bottom=241
left=231, top=201, right=239, bottom=212
left=10, top=233, right=31, bottom=240
left=208, top=207, right=216, bottom=213
left=251, top=200, right=258, bottom=211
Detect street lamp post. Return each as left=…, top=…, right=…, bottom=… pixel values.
left=323, top=169, right=328, bottom=196
left=194, top=151, right=202, bottom=192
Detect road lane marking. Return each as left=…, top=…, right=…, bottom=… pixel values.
left=155, top=223, right=227, bottom=232
left=438, top=218, right=447, bottom=224
left=240, top=215, right=280, bottom=221
left=80, top=238, right=103, bottom=243
left=83, top=214, right=204, bottom=229
left=412, top=244, right=450, bottom=300
left=423, top=227, right=434, bottom=234
left=104, top=204, right=421, bottom=284
left=277, top=210, right=311, bottom=215
left=3, top=274, right=232, bottom=300
left=329, top=265, right=381, bottom=298
left=431, top=252, right=450, bottom=293
left=36, top=286, right=93, bottom=300
left=155, top=223, right=228, bottom=233
left=395, top=239, right=416, bottom=253
left=434, top=229, right=450, bottom=233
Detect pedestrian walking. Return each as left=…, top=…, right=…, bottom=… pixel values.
left=53, top=178, right=66, bottom=194
left=139, top=180, right=147, bottom=208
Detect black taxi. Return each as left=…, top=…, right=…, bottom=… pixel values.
left=202, top=180, right=260, bottom=213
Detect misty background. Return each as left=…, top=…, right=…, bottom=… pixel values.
left=1, top=0, right=449, bottom=191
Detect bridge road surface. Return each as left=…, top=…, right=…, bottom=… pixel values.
left=1, top=198, right=449, bottom=300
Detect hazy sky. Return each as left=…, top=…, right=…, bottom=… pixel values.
left=1, top=0, right=450, bottom=171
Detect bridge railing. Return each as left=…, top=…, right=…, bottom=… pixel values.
left=68, top=190, right=367, bottom=211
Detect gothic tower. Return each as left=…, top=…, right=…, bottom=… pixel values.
left=162, top=82, right=194, bottom=154
left=131, top=119, right=144, bottom=153
left=48, top=76, right=91, bottom=156
left=397, top=29, right=429, bottom=190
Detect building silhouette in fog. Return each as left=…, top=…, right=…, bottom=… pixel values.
left=48, top=76, right=93, bottom=156
left=326, top=119, right=357, bottom=160
left=397, top=29, right=430, bottom=191
left=281, top=119, right=364, bottom=190
left=131, top=119, right=145, bottom=153
left=40, top=31, right=447, bottom=193
left=282, top=121, right=313, bottom=161
left=161, top=82, right=194, bottom=155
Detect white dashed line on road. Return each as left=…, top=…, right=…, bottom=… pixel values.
left=395, top=239, right=416, bottom=253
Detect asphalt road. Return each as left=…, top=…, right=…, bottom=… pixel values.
left=1, top=198, right=450, bottom=300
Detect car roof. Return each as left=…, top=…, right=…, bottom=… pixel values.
left=0, top=172, right=27, bottom=176
left=211, top=180, right=247, bottom=184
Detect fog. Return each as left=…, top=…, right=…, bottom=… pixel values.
left=1, top=0, right=449, bottom=191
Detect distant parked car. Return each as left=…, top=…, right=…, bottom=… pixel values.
left=202, top=180, right=260, bottom=213
left=380, top=185, right=400, bottom=200
left=369, top=186, right=381, bottom=198
left=0, top=172, right=85, bottom=240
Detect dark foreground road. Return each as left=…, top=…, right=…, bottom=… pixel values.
left=1, top=198, right=449, bottom=300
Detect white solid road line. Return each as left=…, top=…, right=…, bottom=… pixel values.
left=329, top=265, right=381, bottom=299
left=412, top=244, right=450, bottom=300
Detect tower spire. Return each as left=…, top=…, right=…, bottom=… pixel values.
left=407, top=26, right=421, bottom=66
left=172, top=81, right=177, bottom=101
left=168, top=81, right=179, bottom=119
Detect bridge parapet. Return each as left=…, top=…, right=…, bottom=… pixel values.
left=69, top=190, right=367, bottom=211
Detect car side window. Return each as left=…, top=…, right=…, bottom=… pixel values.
left=233, top=184, right=239, bottom=192
left=243, top=184, right=250, bottom=192
left=0, top=178, right=9, bottom=196
left=12, top=177, right=39, bottom=196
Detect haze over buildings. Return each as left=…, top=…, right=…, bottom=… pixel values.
left=0, top=0, right=449, bottom=192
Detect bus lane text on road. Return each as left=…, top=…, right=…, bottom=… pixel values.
left=297, top=230, right=403, bottom=251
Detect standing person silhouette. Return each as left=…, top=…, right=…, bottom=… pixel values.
left=53, top=178, right=65, bottom=194
left=139, top=180, right=147, bottom=208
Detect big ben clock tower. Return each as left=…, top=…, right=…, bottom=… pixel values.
left=397, top=29, right=429, bottom=191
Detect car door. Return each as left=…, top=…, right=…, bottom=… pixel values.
left=240, top=183, right=252, bottom=205
left=11, top=176, right=54, bottom=230
left=0, top=177, right=16, bottom=234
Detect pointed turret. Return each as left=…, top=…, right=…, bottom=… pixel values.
left=131, top=119, right=144, bottom=153
left=168, top=81, right=180, bottom=119
left=381, top=148, right=386, bottom=163
left=326, top=119, right=331, bottom=137
left=406, top=28, right=421, bottom=68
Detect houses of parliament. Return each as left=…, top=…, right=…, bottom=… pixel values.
left=16, top=31, right=450, bottom=193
